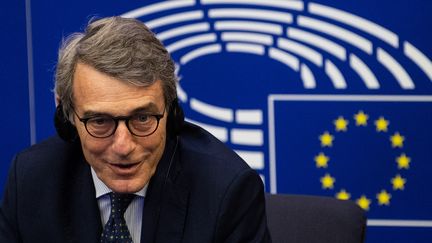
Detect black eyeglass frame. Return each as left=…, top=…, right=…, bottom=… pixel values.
left=73, top=108, right=166, bottom=138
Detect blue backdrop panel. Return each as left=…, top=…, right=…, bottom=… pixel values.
left=0, top=1, right=31, bottom=192
left=1, top=0, right=431, bottom=242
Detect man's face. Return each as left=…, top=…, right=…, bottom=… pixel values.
left=72, top=62, right=167, bottom=193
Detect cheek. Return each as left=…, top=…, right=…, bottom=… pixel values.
left=82, top=138, right=110, bottom=155
left=138, top=126, right=166, bottom=157
left=79, top=134, right=111, bottom=167
left=141, top=121, right=167, bottom=161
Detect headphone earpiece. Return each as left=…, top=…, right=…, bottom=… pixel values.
left=54, top=104, right=78, bottom=142
left=167, top=98, right=184, bottom=137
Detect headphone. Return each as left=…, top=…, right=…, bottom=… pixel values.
left=54, top=104, right=78, bottom=142
left=166, top=98, right=184, bottom=138
left=54, top=98, right=184, bottom=142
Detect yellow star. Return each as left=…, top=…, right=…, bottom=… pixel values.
left=319, top=131, right=334, bottom=147
left=356, top=195, right=371, bottom=211
left=354, top=111, right=368, bottom=126
left=314, top=152, right=330, bottom=168
left=375, top=116, right=389, bottom=132
left=320, top=173, right=335, bottom=189
left=390, top=132, right=405, bottom=148
left=334, top=116, right=349, bottom=132
left=396, top=153, right=411, bottom=169
left=391, top=174, right=406, bottom=190
left=335, top=189, right=351, bottom=200
left=376, top=190, right=391, bottom=206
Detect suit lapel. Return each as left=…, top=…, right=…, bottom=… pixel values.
left=61, top=144, right=102, bottom=243
left=141, top=138, right=190, bottom=243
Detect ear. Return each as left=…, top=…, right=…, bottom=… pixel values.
left=55, top=94, right=60, bottom=107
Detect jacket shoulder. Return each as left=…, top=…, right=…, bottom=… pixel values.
left=17, top=135, right=73, bottom=158
left=13, top=136, right=83, bottom=181
left=178, top=122, right=250, bottom=171
left=176, top=122, right=258, bottom=190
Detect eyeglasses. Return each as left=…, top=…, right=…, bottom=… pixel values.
left=73, top=108, right=165, bottom=138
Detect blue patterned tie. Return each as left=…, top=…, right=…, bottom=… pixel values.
left=101, top=193, right=135, bottom=243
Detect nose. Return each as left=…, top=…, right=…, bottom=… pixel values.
left=110, top=121, right=136, bottom=157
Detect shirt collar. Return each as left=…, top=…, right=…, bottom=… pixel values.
left=90, top=167, right=147, bottom=199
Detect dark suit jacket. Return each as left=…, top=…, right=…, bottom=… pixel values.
left=0, top=122, right=270, bottom=243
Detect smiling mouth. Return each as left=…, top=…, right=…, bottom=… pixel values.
left=114, top=163, right=137, bottom=169
left=109, top=161, right=141, bottom=174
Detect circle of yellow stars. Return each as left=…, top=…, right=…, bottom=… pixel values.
left=315, top=110, right=410, bottom=211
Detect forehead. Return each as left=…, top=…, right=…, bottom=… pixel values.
left=72, top=63, right=164, bottom=113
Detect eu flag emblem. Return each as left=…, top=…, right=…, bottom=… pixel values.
left=269, top=94, right=432, bottom=221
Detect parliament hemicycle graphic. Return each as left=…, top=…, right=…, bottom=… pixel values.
left=1, top=0, right=431, bottom=242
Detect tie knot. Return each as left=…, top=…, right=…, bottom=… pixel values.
left=110, top=193, right=135, bottom=216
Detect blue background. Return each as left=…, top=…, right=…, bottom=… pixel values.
left=1, top=0, right=431, bottom=242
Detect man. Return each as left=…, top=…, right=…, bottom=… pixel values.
left=0, top=17, right=271, bottom=242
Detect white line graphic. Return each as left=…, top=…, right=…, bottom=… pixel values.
left=301, top=64, right=316, bottom=89
left=404, top=41, right=432, bottom=81
left=157, top=23, right=210, bottom=41
left=309, top=3, right=399, bottom=48
left=298, top=16, right=373, bottom=55
left=214, top=21, right=283, bottom=35
left=235, top=109, right=263, bottom=125
left=377, top=48, right=414, bottom=89
left=325, top=60, right=347, bottom=89
left=201, top=0, right=304, bottom=11
left=278, top=38, right=323, bottom=67
left=287, top=27, right=346, bottom=61
left=221, top=32, right=273, bottom=46
left=180, top=44, right=222, bottom=64
left=269, top=48, right=300, bottom=71
left=268, top=94, right=432, bottom=102
left=209, top=8, right=293, bottom=24
left=167, top=33, right=217, bottom=53
left=176, top=83, right=188, bottom=102
left=349, top=54, right=380, bottom=89
left=226, top=42, right=265, bottom=55
left=268, top=96, right=278, bottom=193
left=190, top=98, right=234, bottom=122
left=368, top=219, right=432, bottom=227
left=146, top=11, right=204, bottom=29
left=231, top=128, right=264, bottom=146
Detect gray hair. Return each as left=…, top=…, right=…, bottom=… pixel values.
left=54, top=16, right=177, bottom=121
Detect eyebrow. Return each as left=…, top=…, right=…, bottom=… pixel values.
left=80, top=102, right=162, bottom=118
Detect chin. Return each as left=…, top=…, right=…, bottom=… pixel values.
left=109, top=179, right=146, bottom=194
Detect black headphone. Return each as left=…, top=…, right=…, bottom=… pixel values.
left=166, top=98, right=184, bottom=138
left=54, top=99, right=184, bottom=142
left=54, top=103, right=78, bottom=142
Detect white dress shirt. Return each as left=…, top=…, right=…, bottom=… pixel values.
left=91, top=168, right=147, bottom=243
